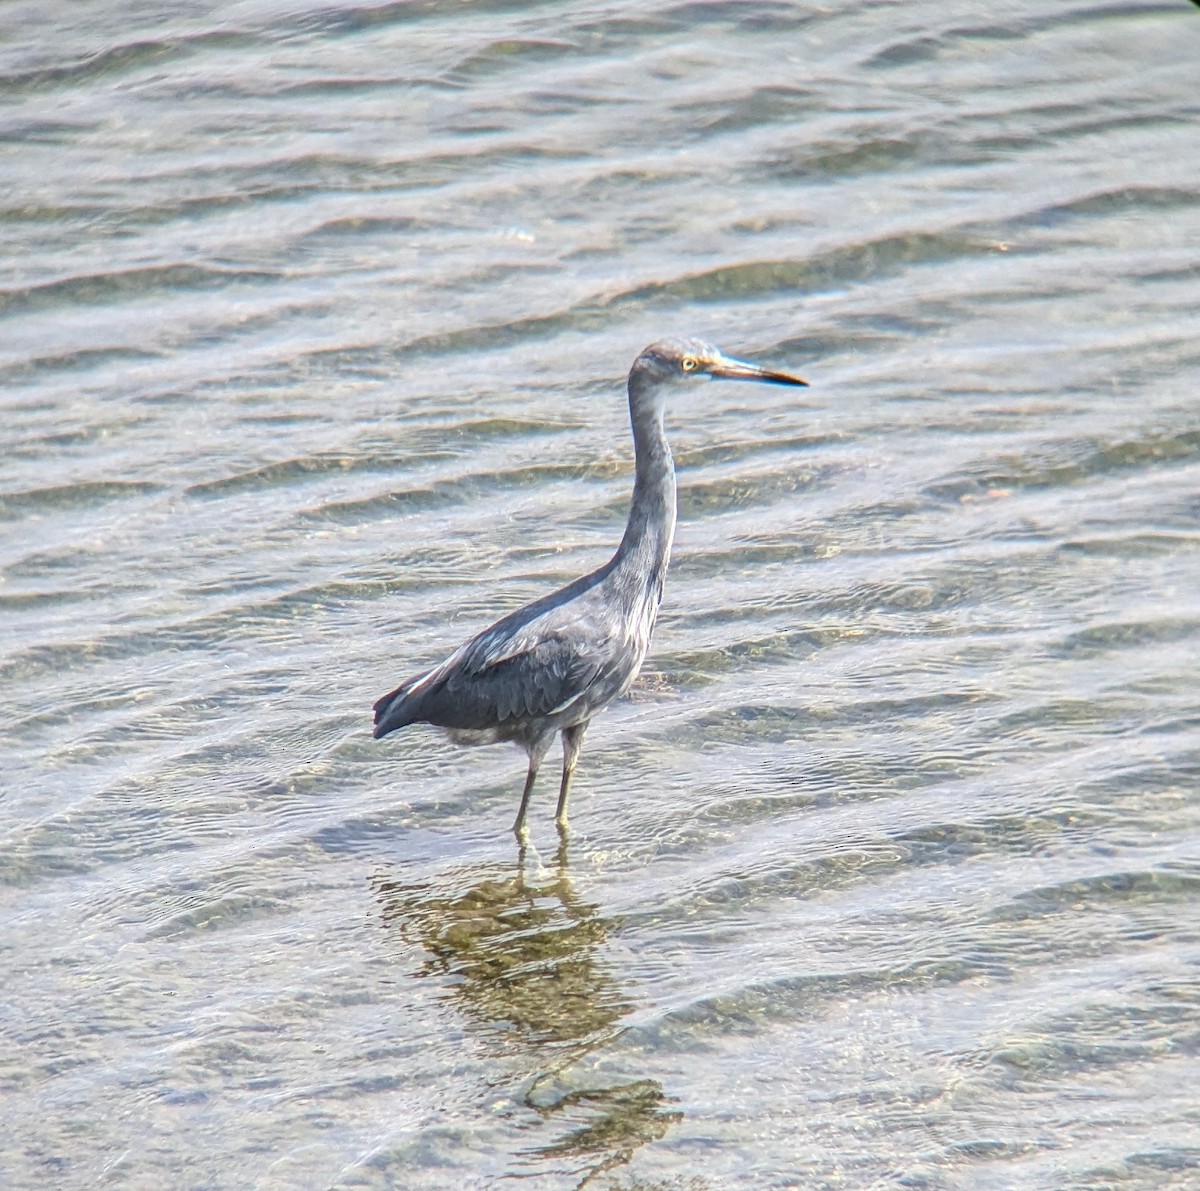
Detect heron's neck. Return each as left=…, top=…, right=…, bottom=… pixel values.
left=612, top=389, right=676, bottom=598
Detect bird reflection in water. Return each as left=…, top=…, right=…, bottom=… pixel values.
left=372, top=840, right=680, bottom=1185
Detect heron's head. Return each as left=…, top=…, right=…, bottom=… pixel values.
left=630, top=338, right=808, bottom=398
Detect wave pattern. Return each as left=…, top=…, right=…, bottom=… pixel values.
left=2, top=1, right=1199, bottom=1189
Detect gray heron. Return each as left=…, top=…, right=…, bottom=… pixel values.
left=373, top=338, right=808, bottom=836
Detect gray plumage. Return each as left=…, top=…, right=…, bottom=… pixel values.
left=373, top=337, right=808, bottom=836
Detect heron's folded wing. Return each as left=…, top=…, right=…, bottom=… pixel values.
left=447, top=619, right=609, bottom=724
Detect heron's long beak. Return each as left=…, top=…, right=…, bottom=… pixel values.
left=708, top=355, right=808, bottom=387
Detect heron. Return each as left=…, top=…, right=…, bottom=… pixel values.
left=373, top=338, right=808, bottom=836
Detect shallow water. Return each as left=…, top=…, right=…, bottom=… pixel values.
left=3, top=2, right=1200, bottom=1188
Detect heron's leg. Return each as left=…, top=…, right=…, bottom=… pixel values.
left=555, top=722, right=589, bottom=827
left=513, top=736, right=552, bottom=838
left=512, top=764, right=538, bottom=838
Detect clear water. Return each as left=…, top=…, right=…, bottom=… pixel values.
left=3, top=2, right=1199, bottom=1188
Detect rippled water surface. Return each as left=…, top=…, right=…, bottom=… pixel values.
left=4, top=2, right=1200, bottom=1188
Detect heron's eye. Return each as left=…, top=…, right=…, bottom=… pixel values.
left=681, top=357, right=698, bottom=372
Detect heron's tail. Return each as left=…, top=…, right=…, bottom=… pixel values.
left=372, top=681, right=419, bottom=739
left=374, top=655, right=451, bottom=739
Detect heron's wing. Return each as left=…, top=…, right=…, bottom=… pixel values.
left=443, top=612, right=611, bottom=725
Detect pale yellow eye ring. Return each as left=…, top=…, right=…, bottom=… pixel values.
left=681, top=357, right=698, bottom=372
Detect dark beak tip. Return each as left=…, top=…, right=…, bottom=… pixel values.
left=762, top=372, right=809, bottom=388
